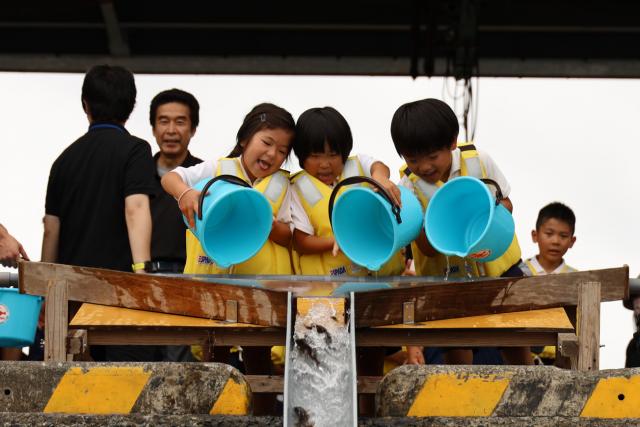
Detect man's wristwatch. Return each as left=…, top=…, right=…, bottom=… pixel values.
left=131, top=261, right=152, bottom=272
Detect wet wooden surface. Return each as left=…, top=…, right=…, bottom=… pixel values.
left=353, top=267, right=628, bottom=327
left=20, top=262, right=289, bottom=327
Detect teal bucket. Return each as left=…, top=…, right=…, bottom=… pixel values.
left=0, top=288, right=43, bottom=347
left=425, top=176, right=514, bottom=262
left=330, top=176, right=423, bottom=271
left=186, top=175, right=273, bottom=268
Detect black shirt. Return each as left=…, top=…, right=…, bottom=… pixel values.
left=45, top=123, right=156, bottom=272
left=150, top=151, right=203, bottom=264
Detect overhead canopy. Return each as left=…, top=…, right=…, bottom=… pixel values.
left=2, top=0, right=639, bottom=77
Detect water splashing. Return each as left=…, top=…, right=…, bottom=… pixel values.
left=286, top=302, right=354, bottom=427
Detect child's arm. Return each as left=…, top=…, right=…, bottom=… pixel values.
left=415, top=229, right=439, bottom=257
left=162, top=171, right=201, bottom=229
left=270, top=220, right=292, bottom=247
left=501, top=197, right=513, bottom=213
left=370, top=161, right=402, bottom=207
left=293, top=229, right=335, bottom=255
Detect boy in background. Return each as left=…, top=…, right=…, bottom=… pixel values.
left=520, top=202, right=577, bottom=276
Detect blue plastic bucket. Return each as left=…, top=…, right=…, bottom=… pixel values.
left=425, top=176, right=514, bottom=262
left=330, top=176, right=423, bottom=271
left=186, top=175, right=273, bottom=268
left=0, top=288, right=43, bottom=347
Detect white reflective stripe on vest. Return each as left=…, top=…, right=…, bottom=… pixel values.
left=263, top=172, right=287, bottom=203
left=296, top=175, right=323, bottom=207
left=220, top=158, right=239, bottom=176
left=415, top=179, right=439, bottom=201
left=464, top=155, right=483, bottom=179
left=342, top=158, right=362, bottom=179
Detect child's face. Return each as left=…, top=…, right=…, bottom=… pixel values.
left=532, top=218, right=576, bottom=264
left=402, top=142, right=456, bottom=184
left=303, top=142, right=344, bottom=185
left=241, top=128, right=292, bottom=181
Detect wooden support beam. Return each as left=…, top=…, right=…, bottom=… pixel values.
left=44, top=280, right=68, bottom=362
left=576, top=281, right=601, bottom=371
left=354, top=267, right=628, bottom=327
left=356, top=329, right=559, bottom=347
left=19, top=262, right=288, bottom=327
left=83, top=327, right=285, bottom=347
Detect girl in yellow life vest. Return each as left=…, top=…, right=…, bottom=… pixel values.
left=290, top=106, right=405, bottom=278
left=161, top=103, right=296, bottom=276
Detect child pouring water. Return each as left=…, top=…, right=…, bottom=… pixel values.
left=162, top=103, right=295, bottom=414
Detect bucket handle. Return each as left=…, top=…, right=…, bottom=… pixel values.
left=328, top=176, right=402, bottom=226
left=479, top=178, right=505, bottom=206
left=197, top=174, right=252, bottom=221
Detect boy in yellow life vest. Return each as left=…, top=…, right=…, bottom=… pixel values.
left=390, top=98, right=531, bottom=365
left=290, top=106, right=404, bottom=277
left=520, top=202, right=577, bottom=365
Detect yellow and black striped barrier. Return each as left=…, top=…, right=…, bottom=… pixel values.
left=0, top=362, right=250, bottom=415
left=377, top=365, right=640, bottom=419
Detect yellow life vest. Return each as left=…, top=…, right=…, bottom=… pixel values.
left=183, top=157, right=292, bottom=275
left=291, top=156, right=404, bottom=277
left=402, top=142, right=521, bottom=278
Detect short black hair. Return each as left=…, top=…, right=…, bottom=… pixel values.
left=390, top=98, right=459, bottom=157
left=536, top=202, right=576, bottom=234
left=227, top=103, right=296, bottom=157
left=149, top=88, right=200, bottom=129
left=293, top=107, right=353, bottom=168
left=81, top=64, right=136, bottom=123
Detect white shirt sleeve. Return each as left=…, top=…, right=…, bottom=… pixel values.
left=356, top=153, right=376, bottom=177
left=478, top=150, right=511, bottom=198
left=275, top=185, right=292, bottom=224
left=172, top=159, right=216, bottom=188
left=290, top=187, right=314, bottom=235
left=399, top=175, right=414, bottom=192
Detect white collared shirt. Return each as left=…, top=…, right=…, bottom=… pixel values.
left=172, top=156, right=292, bottom=223
left=519, top=256, right=577, bottom=276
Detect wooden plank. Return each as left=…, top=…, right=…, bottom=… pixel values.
left=70, top=303, right=264, bottom=328
left=356, top=329, right=559, bottom=347
left=44, top=280, right=68, bottom=362
left=83, top=327, right=284, bottom=346
left=19, top=261, right=288, bottom=327
left=577, top=281, right=600, bottom=371
left=354, top=267, right=628, bottom=327
left=376, top=308, right=573, bottom=330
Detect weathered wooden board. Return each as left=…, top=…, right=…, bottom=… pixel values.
left=354, top=267, right=628, bottom=327
left=20, top=261, right=288, bottom=327
left=377, top=307, right=573, bottom=330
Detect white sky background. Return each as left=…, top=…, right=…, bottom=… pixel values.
left=1, top=72, right=638, bottom=368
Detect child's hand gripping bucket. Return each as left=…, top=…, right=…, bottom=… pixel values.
left=329, top=176, right=423, bottom=271
left=186, top=175, right=273, bottom=268
left=424, top=176, right=515, bottom=262
left=0, top=288, right=43, bottom=347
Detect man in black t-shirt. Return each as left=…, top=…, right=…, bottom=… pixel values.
left=42, top=65, right=156, bottom=361
left=43, top=65, right=155, bottom=273
left=148, top=89, right=203, bottom=274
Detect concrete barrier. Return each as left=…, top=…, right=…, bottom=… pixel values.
left=377, top=365, right=640, bottom=419
left=0, top=361, right=250, bottom=415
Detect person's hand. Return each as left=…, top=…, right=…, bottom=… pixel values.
left=178, top=189, right=202, bottom=229
left=405, top=346, right=425, bottom=365
left=372, top=175, right=402, bottom=208
left=401, top=258, right=416, bottom=276
left=0, top=229, right=29, bottom=268
left=332, top=238, right=342, bottom=257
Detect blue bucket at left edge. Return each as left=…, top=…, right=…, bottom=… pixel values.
left=0, top=288, right=43, bottom=347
